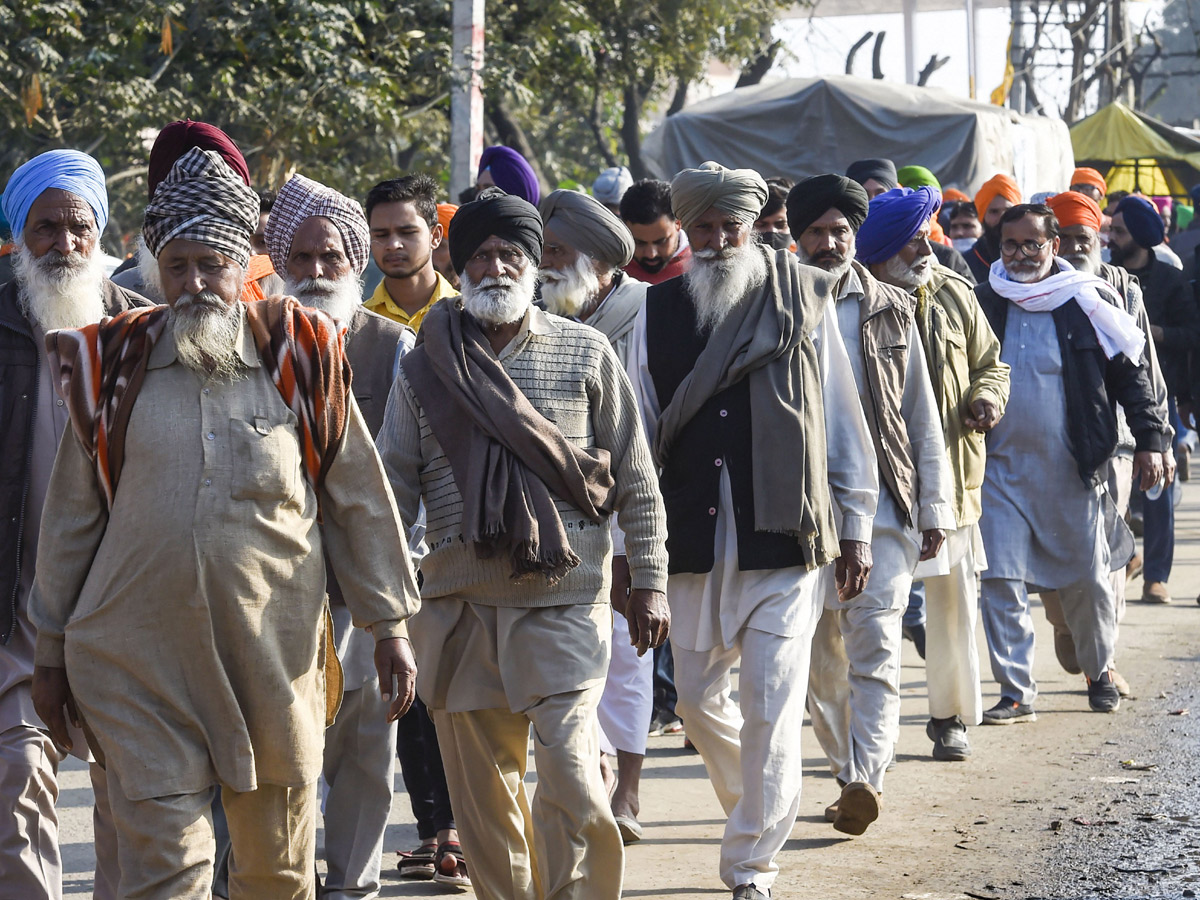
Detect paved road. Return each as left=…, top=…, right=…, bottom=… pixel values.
left=60, top=483, right=1200, bottom=898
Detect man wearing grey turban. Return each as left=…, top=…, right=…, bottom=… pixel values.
left=627, top=161, right=879, bottom=900
left=538, top=188, right=655, bottom=843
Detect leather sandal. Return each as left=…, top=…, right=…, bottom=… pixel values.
left=433, top=840, right=471, bottom=888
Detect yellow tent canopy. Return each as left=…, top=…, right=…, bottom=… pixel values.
left=1069, top=101, right=1200, bottom=200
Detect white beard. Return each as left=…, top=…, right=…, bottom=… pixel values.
left=538, top=254, right=601, bottom=318
left=1004, top=259, right=1052, bottom=283
left=882, top=253, right=934, bottom=290
left=685, top=244, right=768, bottom=332
left=136, top=237, right=165, bottom=301
left=461, top=265, right=537, bottom=326
left=13, top=242, right=106, bottom=332
left=285, top=275, right=363, bottom=324
left=170, top=290, right=246, bottom=379
left=1062, top=244, right=1103, bottom=276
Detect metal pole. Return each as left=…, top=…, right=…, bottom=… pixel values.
left=965, top=0, right=978, bottom=99
left=450, top=0, right=485, bottom=202
left=1010, top=0, right=1026, bottom=112
left=903, top=0, right=917, bottom=85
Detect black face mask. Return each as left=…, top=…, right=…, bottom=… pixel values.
left=760, top=231, right=793, bottom=251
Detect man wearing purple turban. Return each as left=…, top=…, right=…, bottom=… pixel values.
left=476, top=145, right=541, bottom=205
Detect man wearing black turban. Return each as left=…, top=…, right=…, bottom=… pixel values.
left=380, top=185, right=670, bottom=900
left=846, top=158, right=898, bottom=199
left=786, top=174, right=869, bottom=274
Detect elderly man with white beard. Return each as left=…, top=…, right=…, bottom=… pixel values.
left=0, top=149, right=147, bottom=900
left=264, top=173, right=421, bottom=898
left=538, top=188, right=654, bottom=842
left=29, top=147, right=420, bottom=899
left=377, top=187, right=669, bottom=900
left=971, top=203, right=1170, bottom=720
left=627, top=163, right=878, bottom=900
left=785, top=178, right=954, bottom=835
left=854, top=185, right=1010, bottom=765
left=1035, top=191, right=1174, bottom=696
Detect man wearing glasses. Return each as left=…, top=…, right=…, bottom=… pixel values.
left=970, top=203, right=1169, bottom=720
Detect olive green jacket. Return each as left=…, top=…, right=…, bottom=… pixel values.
left=914, top=265, right=1010, bottom=528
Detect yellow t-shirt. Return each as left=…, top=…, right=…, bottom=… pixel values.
left=365, top=271, right=458, bottom=332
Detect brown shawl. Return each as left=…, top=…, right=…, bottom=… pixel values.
left=401, top=300, right=615, bottom=583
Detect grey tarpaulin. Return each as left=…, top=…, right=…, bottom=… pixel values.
left=642, top=75, right=1073, bottom=199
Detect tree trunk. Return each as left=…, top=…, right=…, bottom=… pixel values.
left=667, top=77, right=689, bottom=117
left=737, top=23, right=781, bottom=88
left=622, top=82, right=649, bottom=181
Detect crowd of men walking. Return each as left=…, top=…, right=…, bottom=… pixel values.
left=0, top=120, right=1191, bottom=900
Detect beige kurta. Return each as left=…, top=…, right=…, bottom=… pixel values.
left=29, top=308, right=419, bottom=802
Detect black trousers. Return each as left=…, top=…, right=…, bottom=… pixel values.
left=396, top=696, right=456, bottom=840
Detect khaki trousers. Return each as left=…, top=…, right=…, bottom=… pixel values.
left=430, top=683, right=623, bottom=900
left=107, top=766, right=317, bottom=900
left=0, top=723, right=64, bottom=899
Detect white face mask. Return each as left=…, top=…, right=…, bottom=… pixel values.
left=951, top=237, right=977, bottom=254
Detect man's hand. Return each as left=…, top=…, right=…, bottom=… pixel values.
left=375, top=637, right=417, bottom=722
left=1132, top=450, right=1165, bottom=492
left=835, top=539, right=872, bottom=602
left=32, top=665, right=79, bottom=753
left=1163, top=449, right=1177, bottom=488
left=625, top=589, right=669, bottom=657
left=918, top=528, right=946, bottom=562
left=609, top=555, right=632, bottom=618
left=963, top=398, right=1001, bottom=433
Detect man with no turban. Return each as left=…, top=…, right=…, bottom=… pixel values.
left=538, top=188, right=654, bottom=841
left=378, top=187, right=669, bottom=900
left=30, top=147, right=421, bottom=899
left=787, top=178, right=954, bottom=834
left=1, top=148, right=148, bottom=900
left=628, top=162, right=878, bottom=899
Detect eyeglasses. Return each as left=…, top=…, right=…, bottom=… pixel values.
left=999, top=239, right=1052, bottom=258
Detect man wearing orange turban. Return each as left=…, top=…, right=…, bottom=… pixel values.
left=966, top=174, right=1022, bottom=281
left=433, top=202, right=460, bottom=289
left=1069, top=167, right=1108, bottom=205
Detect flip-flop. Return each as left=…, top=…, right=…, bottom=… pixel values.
left=433, top=840, right=471, bottom=889
left=397, top=843, right=437, bottom=879
left=615, top=815, right=643, bottom=844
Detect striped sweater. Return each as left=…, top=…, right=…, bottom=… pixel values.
left=378, top=306, right=668, bottom=607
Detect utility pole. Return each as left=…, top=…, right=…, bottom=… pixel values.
left=450, top=0, right=485, bottom=202
left=965, top=0, right=979, bottom=99
left=902, top=0, right=917, bottom=84
left=1009, top=0, right=1027, bottom=112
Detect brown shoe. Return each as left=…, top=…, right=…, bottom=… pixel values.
left=1053, top=629, right=1082, bottom=675
left=1142, top=581, right=1172, bottom=604
left=824, top=800, right=839, bottom=823
left=1110, top=669, right=1131, bottom=698
left=1126, top=554, right=1143, bottom=581
left=833, top=781, right=880, bottom=836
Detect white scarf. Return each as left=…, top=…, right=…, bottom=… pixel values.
left=988, top=257, right=1144, bottom=364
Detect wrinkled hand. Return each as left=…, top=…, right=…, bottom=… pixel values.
left=1132, top=450, right=1164, bottom=492
left=963, top=398, right=1001, bottom=433
left=919, top=528, right=946, bottom=562
left=835, top=539, right=872, bottom=602
left=626, top=590, right=669, bottom=657
left=1163, top=449, right=1177, bottom=488
left=376, top=637, right=417, bottom=722
left=609, top=555, right=632, bottom=617
left=32, top=665, right=79, bottom=753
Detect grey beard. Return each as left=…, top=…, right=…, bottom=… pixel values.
left=538, top=253, right=602, bottom=318
left=1004, top=260, right=1052, bottom=283
left=685, top=245, right=768, bottom=332
left=461, top=266, right=537, bottom=326
left=882, top=253, right=933, bottom=290
left=285, top=275, right=363, bottom=324
left=1063, top=245, right=1103, bottom=276
left=136, top=237, right=165, bottom=302
left=13, top=242, right=106, bottom=332
left=796, top=242, right=855, bottom=281
left=170, top=291, right=246, bottom=379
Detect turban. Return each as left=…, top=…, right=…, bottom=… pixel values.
left=478, top=145, right=540, bottom=206
left=1177, top=203, right=1195, bottom=231
left=943, top=187, right=971, bottom=204
left=267, top=174, right=371, bottom=275
left=539, top=189, right=634, bottom=268
left=0, top=207, right=8, bottom=241
left=897, top=165, right=941, bottom=191
left=856, top=186, right=942, bottom=265
left=2, top=149, right=109, bottom=238
left=148, top=120, right=249, bottom=201
left=448, top=187, right=543, bottom=275
left=1070, top=166, right=1107, bottom=197
left=142, top=147, right=259, bottom=267
left=845, top=158, right=898, bottom=191
left=1191, top=183, right=1200, bottom=205
left=1047, top=191, right=1103, bottom=232
left=437, top=203, right=458, bottom=236
left=1150, top=195, right=1172, bottom=215
left=592, top=166, right=634, bottom=206
left=785, top=174, right=869, bottom=238
left=1116, top=195, right=1165, bottom=248
left=974, top=173, right=1022, bottom=219
left=670, top=161, right=768, bottom=232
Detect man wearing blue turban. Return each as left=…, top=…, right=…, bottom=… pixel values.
left=789, top=175, right=955, bottom=837
left=866, top=185, right=1012, bottom=763
left=0, top=148, right=145, bottom=899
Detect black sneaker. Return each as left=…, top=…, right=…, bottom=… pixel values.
left=902, top=622, right=927, bottom=659
left=981, top=698, right=1036, bottom=725
left=1087, top=671, right=1121, bottom=712
left=926, top=716, right=971, bottom=760
left=732, top=884, right=770, bottom=900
